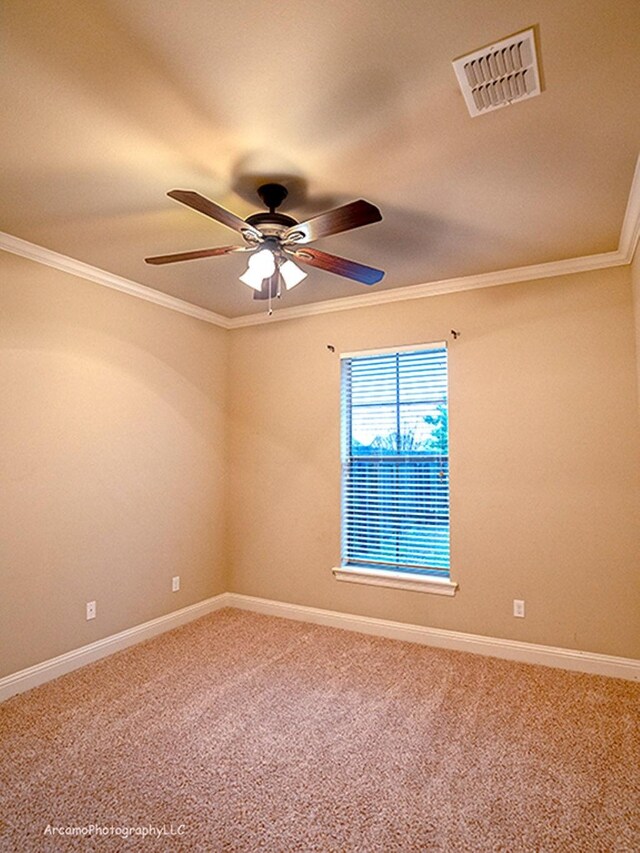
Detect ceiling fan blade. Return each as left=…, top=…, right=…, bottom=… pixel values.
left=291, top=247, right=384, bottom=285
left=283, top=199, right=382, bottom=244
left=167, top=190, right=260, bottom=238
left=145, top=246, right=246, bottom=265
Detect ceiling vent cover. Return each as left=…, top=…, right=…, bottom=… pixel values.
left=452, top=27, right=541, bottom=117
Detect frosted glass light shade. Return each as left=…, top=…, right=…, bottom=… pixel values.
left=280, top=259, right=307, bottom=290
left=239, top=249, right=276, bottom=291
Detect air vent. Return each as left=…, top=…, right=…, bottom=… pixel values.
left=452, top=28, right=541, bottom=117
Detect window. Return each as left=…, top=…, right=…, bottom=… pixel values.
left=334, top=343, right=457, bottom=596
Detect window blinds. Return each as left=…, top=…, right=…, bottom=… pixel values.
left=341, top=345, right=450, bottom=576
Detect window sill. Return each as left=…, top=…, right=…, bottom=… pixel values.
left=332, top=566, right=458, bottom=596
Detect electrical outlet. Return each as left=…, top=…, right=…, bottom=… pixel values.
left=86, top=600, right=96, bottom=620
left=172, top=576, right=180, bottom=592
left=513, top=599, right=525, bottom=618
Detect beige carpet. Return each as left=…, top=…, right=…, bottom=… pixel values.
left=1, top=608, right=638, bottom=852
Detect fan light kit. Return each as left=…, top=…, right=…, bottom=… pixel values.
left=145, top=183, right=384, bottom=312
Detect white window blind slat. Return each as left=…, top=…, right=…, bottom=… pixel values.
left=341, top=346, right=450, bottom=577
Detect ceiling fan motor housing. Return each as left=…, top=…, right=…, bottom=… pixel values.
left=244, top=183, right=298, bottom=239
left=245, top=211, right=298, bottom=235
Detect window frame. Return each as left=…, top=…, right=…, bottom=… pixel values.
left=333, top=342, right=458, bottom=597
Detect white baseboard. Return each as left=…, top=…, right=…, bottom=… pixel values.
left=226, top=593, right=640, bottom=682
left=0, top=592, right=232, bottom=703
left=3, top=590, right=637, bottom=703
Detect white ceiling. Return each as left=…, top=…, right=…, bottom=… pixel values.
left=2, top=0, right=639, bottom=319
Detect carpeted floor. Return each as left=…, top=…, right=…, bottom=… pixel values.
left=1, top=608, right=639, bottom=852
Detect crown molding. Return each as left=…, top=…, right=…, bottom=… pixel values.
left=229, top=152, right=640, bottom=328
left=227, top=249, right=626, bottom=328
left=0, top=232, right=232, bottom=329
left=619, top=153, right=640, bottom=264
left=2, top=153, right=638, bottom=329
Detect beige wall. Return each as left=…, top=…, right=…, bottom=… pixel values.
left=2, top=254, right=639, bottom=678
left=228, top=266, right=640, bottom=659
left=0, top=253, right=228, bottom=676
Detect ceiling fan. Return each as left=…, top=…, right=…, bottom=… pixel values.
left=145, top=183, right=384, bottom=303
